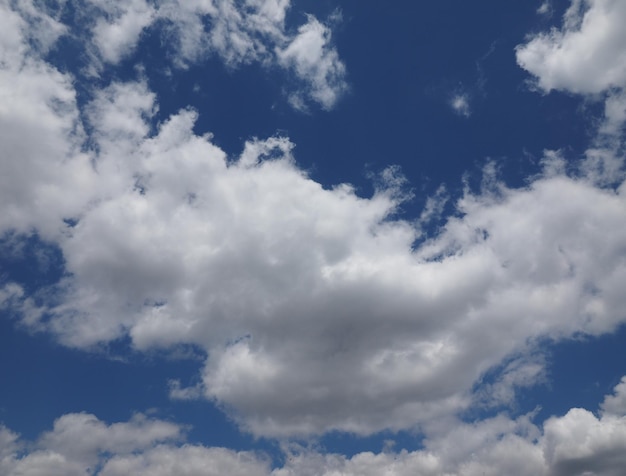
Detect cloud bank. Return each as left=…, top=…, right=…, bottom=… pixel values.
left=2, top=378, right=626, bottom=475
left=1, top=0, right=626, bottom=443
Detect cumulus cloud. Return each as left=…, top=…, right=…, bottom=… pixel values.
left=0, top=413, right=183, bottom=476
left=601, top=376, right=626, bottom=416
left=275, top=381, right=626, bottom=476
left=0, top=425, right=19, bottom=459
left=599, top=90, right=626, bottom=139
left=38, top=413, right=182, bottom=466
left=99, top=446, right=270, bottom=476
left=276, top=14, right=348, bottom=110
left=88, top=0, right=157, bottom=65
left=1, top=0, right=626, bottom=439
left=516, top=0, right=626, bottom=94
left=0, top=1, right=95, bottom=238
left=517, top=0, right=626, bottom=186
left=2, top=379, right=626, bottom=475
left=3, top=80, right=624, bottom=438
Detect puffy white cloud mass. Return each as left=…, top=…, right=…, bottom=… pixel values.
left=2, top=379, right=626, bottom=475
left=0, top=1, right=95, bottom=238
left=0, top=413, right=184, bottom=476
left=87, top=0, right=157, bottom=65
left=276, top=14, right=348, bottom=110
left=1, top=0, right=626, bottom=439
left=516, top=0, right=626, bottom=94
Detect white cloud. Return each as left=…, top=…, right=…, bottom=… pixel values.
left=537, top=1, right=553, bottom=16
left=517, top=0, right=626, bottom=184
left=417, top=184, right=448, bottom=227
left=157, top=0, right=276, bottom=67
left=275, top=382, right=626, bottom=475
left=0, top=413, right=183, bottom=476
left=1, top=4, right=625, bottom=433
left=601, top=376, right=626, bottom=416
left=276, top=14, right=348, bottom=110
left=88, top=0, right=156, bottom=65
left=99, top=446, right=270, bottom=476
left=3, top=380, right=626, bottom=475
left=450, top=93, right=471, bottom=117
left=168, top=379, right=204, bottom=400
left=516, top=0, right=626, bottom=94
left=8, top=89, right=624, bottom=438
left=0, top=1, right=96, bottom=238
left=6, top=0, right=67, bottom=54
left=38, top=412, right=182, bottom=467
left=73, top=0, right=347, bottom=109
left=273, top=449, right=446, bottom=476
left=599, top=90, right=626, bottom=138
left=543, top=408, right=626, bottom=476
left=0, top=425, right=19, bottom=459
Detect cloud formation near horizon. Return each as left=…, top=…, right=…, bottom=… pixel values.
left=2, top=378, right=626, bottom=475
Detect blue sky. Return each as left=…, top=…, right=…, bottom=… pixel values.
left=1, top=0, right=626, bottom=474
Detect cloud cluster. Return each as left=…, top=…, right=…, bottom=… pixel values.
left=0, top=413, right=184, bottom=476
left=87, top=0, right=157, bottom=65
left=276, top=13, right=348, bottom=110
left=516, top=0, right=626, bottom=94
left=73, top=0, right=347, bottom=109
left=0, top=1, right=94, bottom=237
left=2, top=379, right=626, bottom=475
left=1, top=0, right=626, bottom=440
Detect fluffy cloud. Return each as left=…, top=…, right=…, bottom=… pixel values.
left=599, top=90, right=626, bottom=139
left=74, top=0, right=347, bottom=109
left=601, top=376, right=626, bottom=416
left=2, top=0, right=626, bottom=439
left=0, top=413, right=183, bottom=476
left=516, top=0, right=626, bottom=94
left=542, top=409, right=626, bottom=476
left=0, top=1, right=95, bottom=238
left=99, top=446, right=270, bottom=476
left=88, top=0, right=157, bottom=65
left=2, top=379, right=626, bottom=475
left=4, top=0, right=67, bottom=53
left=5, top=80, right=624, bottom=438
left=37, top=413, right=183, bottom=467
left=517, top=0, right=626, bottom=173
left=276, top=380, right=626, bottom=475
left=276, top=14, right=348, bottom=110
left=0, top=425, right=19, bottom=459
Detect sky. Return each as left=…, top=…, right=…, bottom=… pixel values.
left=1, top=0, right=626, bottom=474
